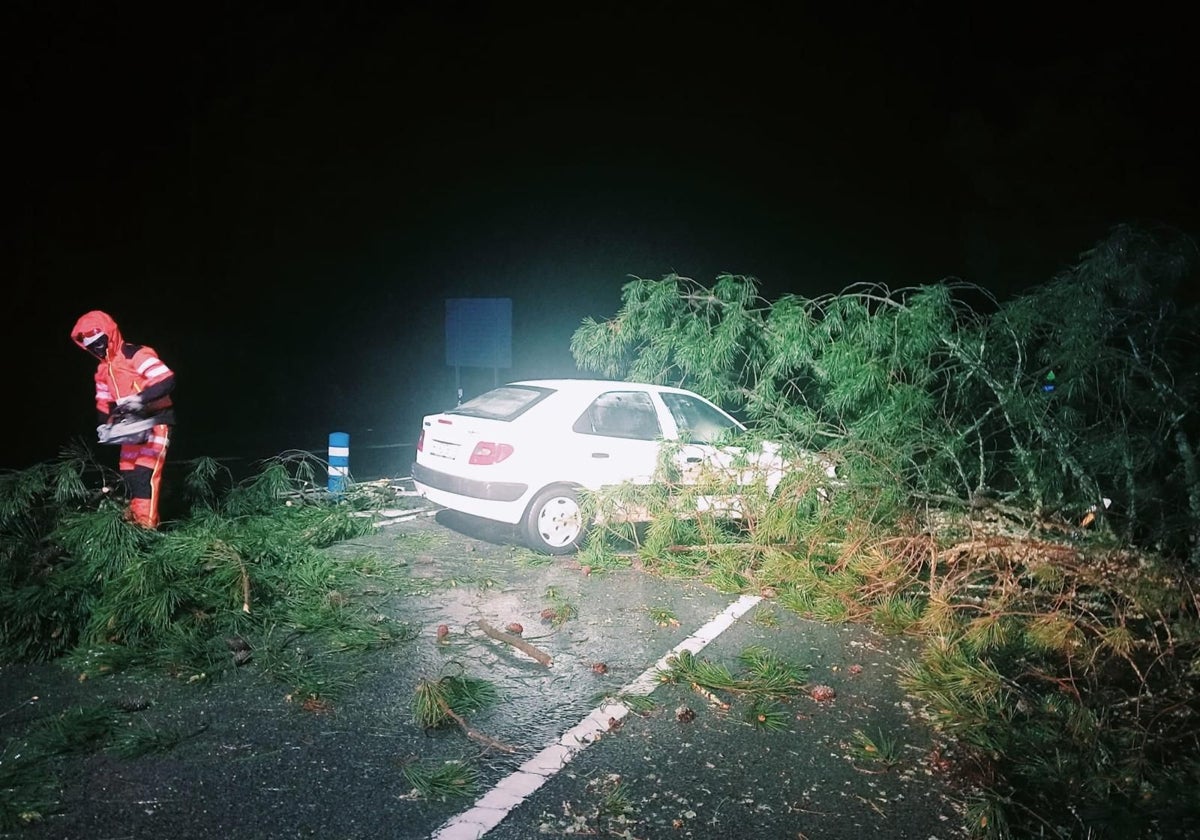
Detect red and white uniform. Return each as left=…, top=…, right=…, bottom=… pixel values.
left=71, top=310, right=176, bottom=529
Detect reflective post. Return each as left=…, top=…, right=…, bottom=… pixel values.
left=328, top=431, right=349, bottom=495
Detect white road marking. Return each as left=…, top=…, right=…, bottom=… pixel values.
left=427, top=593, right=763, bottom=840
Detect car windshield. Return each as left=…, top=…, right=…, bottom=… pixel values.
left=450, top=385, right=554, bottom=421
left=660, top=392, right=743, bottom=443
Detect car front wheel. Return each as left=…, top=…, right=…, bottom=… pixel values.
left=522, top=485, right=585, bottom=554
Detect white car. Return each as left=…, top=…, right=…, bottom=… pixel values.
left=412, top=379, right=827, bottom=554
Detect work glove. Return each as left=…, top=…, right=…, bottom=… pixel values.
left=112, top=394, right=144, bottom=417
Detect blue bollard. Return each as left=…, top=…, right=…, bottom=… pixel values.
left=328, top=431, right=350, bottom=495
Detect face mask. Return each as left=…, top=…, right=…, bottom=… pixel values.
left=83, top=332, right=109, bottom=359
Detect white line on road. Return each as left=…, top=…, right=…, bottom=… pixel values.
left=427, top=593, right=763, bottom=840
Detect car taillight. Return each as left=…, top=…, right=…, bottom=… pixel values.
left=416, top=430, right=425, bottom=452
left=469, top=441, right=513, bottom=465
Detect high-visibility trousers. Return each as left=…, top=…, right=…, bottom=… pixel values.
left=119, top=424, right=171, bottom=529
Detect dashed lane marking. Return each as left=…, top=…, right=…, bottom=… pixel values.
left=427, top=593, right=763, bottom=840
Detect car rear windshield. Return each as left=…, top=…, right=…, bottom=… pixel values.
left=449, top=385, right=554, bottom=421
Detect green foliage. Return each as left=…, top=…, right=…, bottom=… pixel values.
left=609, top=693, right=657, bottom=714
left=402, top=759, right=477, bottom=801
left=659, top=647, right=810, bottom=703
left=0, top=744, right=57, bottom=830
left=412, top=672, right=499, bottom=730
left=737, top=645, right=810, bottom=696
left=253, top=633, right=359, bottom=701
left=441, top=673, right=499, bottom=716
left=851, top=728, right=900, bottom=767
left=570, top=225, right=1200, bottom=838
left=571, top=226, right=1200, bottom=563
left=658, top=649, right=740, bottom=691
left=746, top=698, right=789, bottom=730
left=899, top=640, right=1010, bottom=739
left=0, top=450, right=129, bottom=662
left=0, top=703, right=203, bottom=827
left=25, top=705, right=119, bottom=756
left=899, top=590, right=1200, bottom=839
left=965, top=795, right=1012, bottom=840
left=871, top=595, right=925, bottom=635
left=646, top=606, right=679, bottom=627
left=541, top=586, right=578, bottom=627
left=0, top=453, right=422, bottom=825
left=108, top=721, right=197, bottom=759
left=596, top=776, right=632, bottom=816
left=0, top=452, right=408, bottom=707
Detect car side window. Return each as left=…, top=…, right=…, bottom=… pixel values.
left=660, top=392, right=740, bottom=444
left=573, top=391, right=662, bottom=440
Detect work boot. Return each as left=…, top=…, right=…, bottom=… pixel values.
left=128, top=498, right=159, bottom=530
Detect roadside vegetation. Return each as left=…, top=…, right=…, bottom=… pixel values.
left=570, top=224, right=1200, bottom=840
left=0, top=449, right=415, bottom=828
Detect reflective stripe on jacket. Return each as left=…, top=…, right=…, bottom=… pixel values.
left=71, top=310, right=176, bottom=422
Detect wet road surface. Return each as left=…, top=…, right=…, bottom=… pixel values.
left=1, top=507, right=967, bottom=839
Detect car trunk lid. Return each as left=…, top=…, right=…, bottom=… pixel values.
left=419, top=414, right=509, bottom=465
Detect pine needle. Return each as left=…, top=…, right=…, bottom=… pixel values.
left=403, top=760, right=477, bottom=801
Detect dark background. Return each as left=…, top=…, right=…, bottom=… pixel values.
left=7, top=2, right=1198, bottom=476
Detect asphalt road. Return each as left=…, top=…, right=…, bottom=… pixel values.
left=1, top=509, right=967, bottom=840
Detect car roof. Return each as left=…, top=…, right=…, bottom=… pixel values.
left=509, top=378, right=698, bottom=395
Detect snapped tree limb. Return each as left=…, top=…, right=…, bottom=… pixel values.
left=477, top=619, right=552, bottom=667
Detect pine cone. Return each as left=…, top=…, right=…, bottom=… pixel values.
left=808, top=684, right=836, bottom=701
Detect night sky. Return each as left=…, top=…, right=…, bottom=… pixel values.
left=8, top=3, right=1198, bottom=473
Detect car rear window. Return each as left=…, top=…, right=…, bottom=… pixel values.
left=450, top=385, right=554, bottom=421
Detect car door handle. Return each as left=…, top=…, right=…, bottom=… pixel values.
left=685, top=456, right=702, bottom=463
left=591, top=453, right=610, bottom=459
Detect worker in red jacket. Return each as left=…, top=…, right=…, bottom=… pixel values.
left=71, top=310, right=176, bottom=529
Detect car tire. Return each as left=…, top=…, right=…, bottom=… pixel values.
left=522, top=485, right=586, bottom=555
